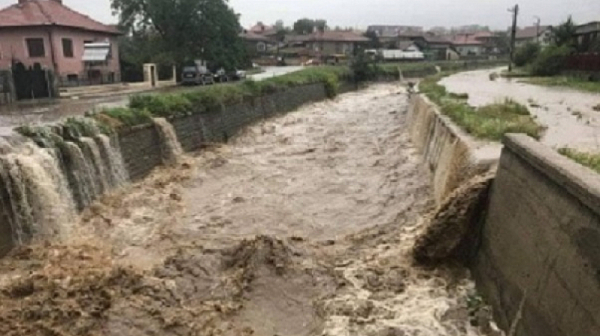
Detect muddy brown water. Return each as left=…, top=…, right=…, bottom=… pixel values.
left=441, top=68, right=600, bottom=151
left=0, top=84, right=499, bottom=336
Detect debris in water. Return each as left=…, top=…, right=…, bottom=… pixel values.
left=412, top=174, right=494, bottom=266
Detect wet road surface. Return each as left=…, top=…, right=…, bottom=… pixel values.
left=0, top=66, right=303, bottom=135
left=441, top=68, right=600, bottom=151
left=0, top=84, right=497, bottom=336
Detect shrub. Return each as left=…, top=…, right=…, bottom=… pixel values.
left=514, top=42, right=540, bottom=67
left=350, top=51, right=378, bottom=82
left=530, top=45, right=572, bottom=76
left=101, top=107, right=152, bottom=127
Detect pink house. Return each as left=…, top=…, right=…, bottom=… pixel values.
left=0, top=0, right=121, bottom=85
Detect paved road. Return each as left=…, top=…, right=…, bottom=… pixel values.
left=249, top=65, right=304, bottom=81
left=0, top=66, right=305, bottom=134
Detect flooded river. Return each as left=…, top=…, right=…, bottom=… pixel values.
left=0, top=84, right=497, bottom=336
left=441, top=68, right=600, bottom=151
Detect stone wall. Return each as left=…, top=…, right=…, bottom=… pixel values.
left=474, top=134, right=600, bottom=336
left=119, top=83, right=327, bottom=180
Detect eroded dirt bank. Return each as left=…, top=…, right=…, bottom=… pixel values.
left=0, top=84, right=497, bottom=336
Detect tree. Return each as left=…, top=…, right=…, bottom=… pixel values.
left=293, top=18, right=315, bottom=34
left=292, top=18, right=327, bottom=35
left=315, top=19, right=327, bottom=33
left=274, top=20, right=285, bottom=31
left=364, top=30, right=381, bottom=49
left=514, top=42, right=540, bottom=67
left=551, top=16, right=578, bottom=49
left=492, top=31, right=510, bottom=54
left=111, top=0, right=249, bottom=71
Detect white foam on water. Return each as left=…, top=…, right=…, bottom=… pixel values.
left=95, top=134, right=128, bottom=188
left=80, top=137, right=110, bottom=194
left=153, top=118, right=183, bottom=165
left=0, top=142, right=76, bottom=241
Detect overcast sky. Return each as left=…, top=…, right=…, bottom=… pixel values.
left=1, top=0, right=598, bottom=30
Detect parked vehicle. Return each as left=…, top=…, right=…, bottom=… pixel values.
left=181, top=66, right=214, bottom=85
left=228, top=69, right=247, bottom=81
left=213, top=68, right=228, bottom=83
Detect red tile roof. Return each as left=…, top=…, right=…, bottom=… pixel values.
left=452, top=34, right=483, bottom=46
left=0, top=0, right=119, bottom=34
left=239, top=31, right=270, bottom=42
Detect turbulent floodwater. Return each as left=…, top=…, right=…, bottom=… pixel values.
left=0, top=84, right=499, bottom=336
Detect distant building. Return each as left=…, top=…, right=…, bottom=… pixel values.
left=248, top=22, right=278, bottom=40
left=239, top=31, right=272, bottom=56
left=0, top=0, right=122, bottom=86
left=452, top=34, right=484, bottom=56
left=515, top=26, right=552, bottom=47
left=575, top=21, right=600, bottom=52
left=306, top=31, right=370, bottom=56
left=367, top=25, right=423, bottom=38
left=421, top=34, right=459, bottom=61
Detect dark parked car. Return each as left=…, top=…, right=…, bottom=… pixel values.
left=213, top=68, right=229, bottom=83
left=228, top=69, right=247, bottom=81
left=181, top=66, right=214, bottom=85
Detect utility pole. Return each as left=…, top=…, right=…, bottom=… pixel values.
left=534, top=16, right=541, bottom=44
left=508, top=4, right=519, bottom=72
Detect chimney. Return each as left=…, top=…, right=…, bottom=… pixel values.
left=52, top=0, right=63, bottom=3
left=18, top=0, right=28, bottom=4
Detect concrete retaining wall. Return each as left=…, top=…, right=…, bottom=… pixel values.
left=474, top=134, right=600, bottom=336
left=408, top=89, right=600, bottom=335
left=407, top=93, right=499, bottom=204
left=119, top=83, right=326, bottom=180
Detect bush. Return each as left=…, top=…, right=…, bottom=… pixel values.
left=350, top=52, right=378, bottom=82
left=530, top=45, right=572, bottom=76
left=514, top=42, right=541, bottom=67
left=100, top=107, right=152, bottom=127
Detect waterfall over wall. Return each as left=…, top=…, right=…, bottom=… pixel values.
left=0, top=143, right=77, bottom=244
left=0, top=118, right=132, bottom=252
left=153, top=118, right=183, bottom=165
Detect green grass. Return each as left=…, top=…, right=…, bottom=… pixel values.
left=93, top=66, right=350, bottom=129
left=522, top=76, right=600, bottom=94
left=419, top=74, right=544, bottom=141
left=558, top=148, right=600, bottom=174
left=91, top=60, right=508, bottom=130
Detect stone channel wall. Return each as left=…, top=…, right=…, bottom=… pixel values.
left=119, top=83, right=326, bottom=180
left=408, top=94, right=600, bottom=336
left=474, top=134, right=600, bottom=336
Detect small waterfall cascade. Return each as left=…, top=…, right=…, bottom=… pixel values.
left=0, top=141, right=77, bottom=244
left=153, top=118, right=183, bottom=165
left=0, top=117, right=130, bottom=246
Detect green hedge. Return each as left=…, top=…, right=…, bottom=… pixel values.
left=94, top=60, right=505, bottom=129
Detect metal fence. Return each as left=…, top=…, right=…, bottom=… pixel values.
left=58, top=71, right=120, bottom=88
left=565, top=53, right=600, bottom=72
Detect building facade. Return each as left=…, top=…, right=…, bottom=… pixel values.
left=0, top=0, right=121, bottom=86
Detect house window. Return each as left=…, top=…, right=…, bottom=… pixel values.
left=62, top=38, right=74, bottom=58
left=26, top=38, right=45, bottom=58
